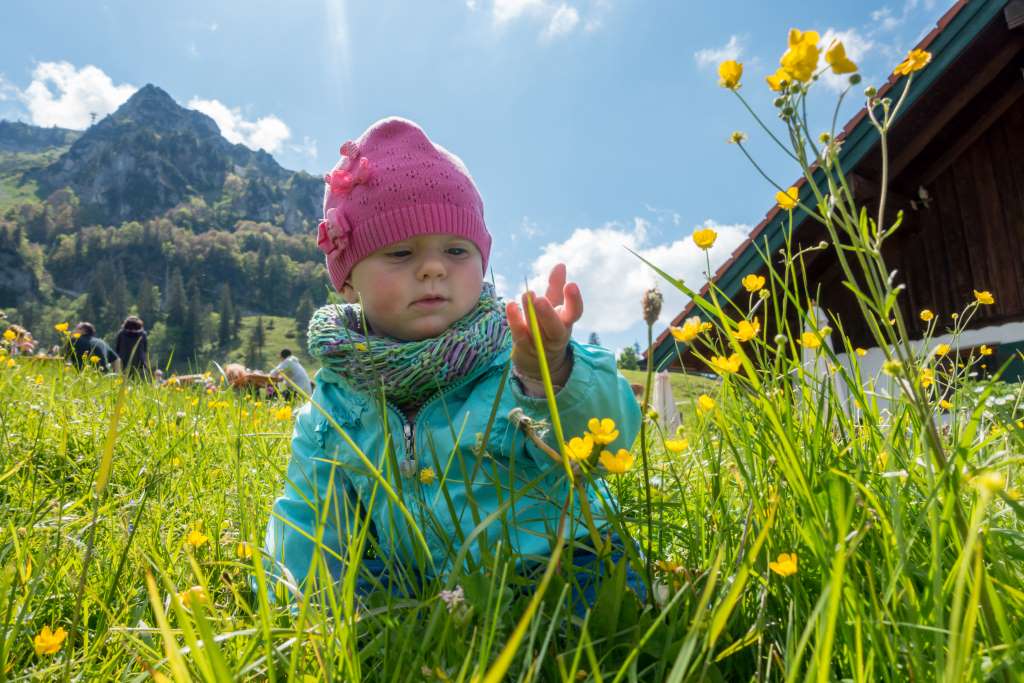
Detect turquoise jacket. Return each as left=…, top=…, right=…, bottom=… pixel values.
left=263, top=340, right=641, bottom=589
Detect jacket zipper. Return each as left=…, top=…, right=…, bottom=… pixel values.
left=384, top=362, right=502, bottom=464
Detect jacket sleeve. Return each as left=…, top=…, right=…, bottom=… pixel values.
left=509, top=341, right=641, bottom=473
left=264, top=400, right=357, bottom=591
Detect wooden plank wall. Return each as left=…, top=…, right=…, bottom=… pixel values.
left=896, top=93, right=1024, bottom=333
left=821, top=94, right=1024, bottom=347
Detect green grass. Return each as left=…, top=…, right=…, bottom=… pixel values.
left=619, top=368, right=718, bottom=412
left=0, top=173, right=41, bottom=211
left=0, top=149, right=67, bottom=210
left=230, top=314, right=316, bottom=370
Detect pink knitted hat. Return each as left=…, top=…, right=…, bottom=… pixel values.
left=317, top=117, right=490, bottom=291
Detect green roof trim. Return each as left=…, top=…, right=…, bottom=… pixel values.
left=651, top=0, right=1007, bottom=371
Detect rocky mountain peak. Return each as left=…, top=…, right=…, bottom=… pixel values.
left=22, top=83, right=320, bottom=231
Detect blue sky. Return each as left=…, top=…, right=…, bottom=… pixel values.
left=1, top=0, right=947, bottom=353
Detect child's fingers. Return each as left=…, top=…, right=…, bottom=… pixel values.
left=559, top=282, right=584, bottom=326
left=545, top=263, right=566, bottom=307
left=505, top=300, right=530, bottom=342
left=531, top=295, right=570, bottom=343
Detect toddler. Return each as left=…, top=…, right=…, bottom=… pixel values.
left=264, top=118, right=641, bottom=603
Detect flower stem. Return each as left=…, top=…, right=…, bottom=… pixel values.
left=639, top=321, right=655, bottom=602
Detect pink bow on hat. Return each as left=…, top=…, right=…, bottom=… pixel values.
left=324, top=141, right=372, bottom=197
left=317, top=208, right=352, bottom=258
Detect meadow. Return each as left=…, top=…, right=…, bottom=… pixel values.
left=2, top=30, right=1024, bottom=683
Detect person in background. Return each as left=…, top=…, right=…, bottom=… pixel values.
left=6, top=324, right=37, bottom=356
left=67, top=322, right=120, bottom=372
left=114, top=315, right=150, bottom=377
left=269, top=349, right=313, bottom=399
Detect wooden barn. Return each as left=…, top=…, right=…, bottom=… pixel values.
left=649, top=0, right=1024, bottom=383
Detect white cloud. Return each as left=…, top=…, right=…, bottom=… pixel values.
left=870, top=7, right=901, bottom=32
left=519, top=215, right=541, bottom=239
left=0, top=74, right=18, bottom=101
left=516, top=217, right=749, bottom=334
left=493, top=0, right=547, bottom=23
left=490, top=272, right=513, bottom=300
left=19, top=62, right=136, bottom=129
left=694, top=35, right=743, bottom=68
left=187, top=97, right=291, bottom=153
left=819, top=28, right=873, bottom=92
left=542, top=4, right=580, bottom=40
left=484, top=0, right=601, bottom=40
left=870, top=0, right=938, bottom=34
left=290, top=135, right=319, bottom=160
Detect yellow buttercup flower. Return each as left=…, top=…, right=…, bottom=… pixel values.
left=876, top=450, right=889, bottom=469
left=979, top=344, right=993, bottom=356
left=236, top=542, right=254, bottom=559
left=186, top=528, right=209, bottom=548
left=970, top=470, right=1005, bottom=494
left=566, top=434, right=595, bottom=462
left=741, top=274, right=765, bottom=293
left=664, top=438, right=689, bottom=453
left=179, top=586, right=209, bottom=609
left=919, top=368, right=935, bottom=388
left=973, top=290, right=994, bottom=305
left=766, top=67, right=791, bottom=91
left=824, top=40, right=857, bottom=74
left=939, top=399, right=953, bottom=410
left=855, top=348, right=867, bottom=357
left=780, top=29, right=820, bottom=82
left=34, top=375, right=44, bottom=385
left=728, top=131, right=747, bottom=144
left=708, top=353, right=742, bottom=375
left=2, top=329, right=15, bottom=341
left=54, top=322, right=69, bottom=333
left=33, top=625, right=68, bottom=656
left=6, top=358, right=15, bottom=369
left=89, top=355, right=100, bottom=365
left=670, top=316, right=703, bottom=343
left=718, top=60, right=743, bottom=89
left=919, top=309, right=934, bottom=322
left=419, top=467, right=436, bottom=485
left=697, top=394, right=716, bottom=413
left=699, top=322, right=713, bottom=333
left=733, top=317, right=760, bottom=343
left=893, top=48, right=931, bottom=76
left=599, top=449, right=634, bottom=474
left=799, top=331, right=821, bottom=349
left=776, top=186, right=799, bottom=210
left=273, top=405, right=292, bottom=421
left=768, top=552, right=798, bottom=577
left=587, top=417, right=619, bottom=445
left=934, top=343, right=950, bottom=356
left=693, top=227, right=718, bottom=250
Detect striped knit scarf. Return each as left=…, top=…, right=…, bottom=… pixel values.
left=307, top=284, right=510, bottom=411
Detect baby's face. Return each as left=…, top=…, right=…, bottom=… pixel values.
left=342, top=234, right=484, bottom=341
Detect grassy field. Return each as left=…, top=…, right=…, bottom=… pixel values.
left=2, top=315, right=1021, bottom=680
left=618, top=368, right=718, bottom=413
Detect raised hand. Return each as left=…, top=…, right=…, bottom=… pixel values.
left=505, top=263, right=584, bottom=382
